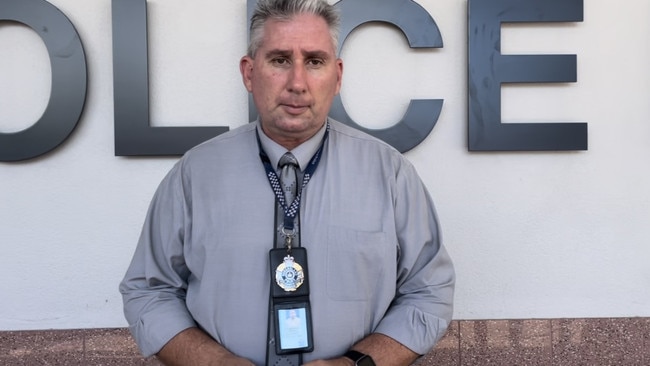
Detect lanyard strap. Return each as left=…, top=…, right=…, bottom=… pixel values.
left=257, top=123, right=329, bottom=232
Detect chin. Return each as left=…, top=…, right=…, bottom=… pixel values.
left=277, top=117, right=314, bottom=131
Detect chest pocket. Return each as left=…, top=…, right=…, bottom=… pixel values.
left=326, top=226, right=389, bottom=301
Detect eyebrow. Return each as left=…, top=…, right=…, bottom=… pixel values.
left=264, top=49, right=292, bottom=59
left=264, top=48, right=332, bottom=60
left=303, top=50, right=331, bottom=60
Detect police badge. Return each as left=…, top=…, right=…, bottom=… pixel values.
left=275, top=255, right=304, bottom=291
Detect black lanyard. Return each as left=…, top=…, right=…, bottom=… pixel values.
left=256, top=123, right=329, bottom=233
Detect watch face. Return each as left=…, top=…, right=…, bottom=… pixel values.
left=357, top=355, right=376, bottom=366
left=344, top=350, right=376, bottom=366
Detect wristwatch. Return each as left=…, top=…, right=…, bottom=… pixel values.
left=343, top=350, right=376, bottom=366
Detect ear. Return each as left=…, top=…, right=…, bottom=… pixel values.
left=334, top=58, right=343, bottom=95
left=240, top=56, right=254, bottom=92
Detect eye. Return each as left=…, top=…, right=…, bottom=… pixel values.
left=306, top=58, right=325, bottom=67
left=271, top=57, right=290, bottom=66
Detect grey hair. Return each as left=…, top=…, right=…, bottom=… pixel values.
left=247, top=0, right=340, bottom=58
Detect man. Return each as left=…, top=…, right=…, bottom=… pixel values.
left=119, top=0, right=455, bottom=365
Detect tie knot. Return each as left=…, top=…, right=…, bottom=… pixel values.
left=279, top=152, right=298, bottom=169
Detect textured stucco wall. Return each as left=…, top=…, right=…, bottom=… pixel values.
left=0, top=0, right=648, bottom=330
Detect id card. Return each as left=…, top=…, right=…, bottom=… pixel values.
left=274, top=302, right=314, bottom=354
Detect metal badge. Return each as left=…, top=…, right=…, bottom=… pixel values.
left=275, top=255, right=305, bottom=292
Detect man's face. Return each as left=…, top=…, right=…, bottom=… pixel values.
left=240, top=13, right=343, bottom=149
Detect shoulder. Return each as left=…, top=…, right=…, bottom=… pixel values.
left=328, top=119, right=392, bottom=148
left=154, top=123, right=259, bottom=186
left=188, top=122, right=257, bottom=156
left=178, top=122, right=257, bottom=166
left=327, top=119, right=413, bottom=169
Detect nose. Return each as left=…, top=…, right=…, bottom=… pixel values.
left=287, top=64, right=307, bottom=94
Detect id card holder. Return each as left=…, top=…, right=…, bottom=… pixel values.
left=269, top=247, right=310, bottom=298
left=273, top=301, right=314, bottom=354
left=269, top=247, right=313, bottom=354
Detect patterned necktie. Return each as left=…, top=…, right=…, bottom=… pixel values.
left=278, top=152, right=299, bottom=206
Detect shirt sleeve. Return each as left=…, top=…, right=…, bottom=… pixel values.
left=373, top=159, right=455, bottom=355
left=119, top=161, right=197, bottom=357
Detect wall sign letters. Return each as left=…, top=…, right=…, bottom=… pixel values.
left=0, top=0, right=586, bottom=162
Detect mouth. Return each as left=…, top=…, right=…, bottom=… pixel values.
left=281, top=103, right=309, bottom=115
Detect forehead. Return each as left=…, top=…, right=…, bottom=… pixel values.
left=260, top=13, right=335, bottom=55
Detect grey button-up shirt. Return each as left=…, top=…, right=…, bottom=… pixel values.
left=119, top=119, right=455, bottom=365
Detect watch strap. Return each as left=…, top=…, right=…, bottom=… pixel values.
left=343, top=350, right=375, bottom=365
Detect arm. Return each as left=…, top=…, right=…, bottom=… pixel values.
left=157, top=327, right=254, bottom=366
left=347, top=333, right=418, bottom=365
left=119, top=162, right=196, bottom=357
left=303, top=333, right=418, bottom=366
left=372, top=161, right=455, bottom=354
left=120, top=162, right=250, bottom=363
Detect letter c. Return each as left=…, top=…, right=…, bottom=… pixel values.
left=331, top=0, right=444, bottom=152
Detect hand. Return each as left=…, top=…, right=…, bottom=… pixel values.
left=302, top=357, right=354, bottom=366
left=156, top=327, right=255, bottom=366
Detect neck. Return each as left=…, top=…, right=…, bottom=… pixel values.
left=261, top=124, right=325, bottom=151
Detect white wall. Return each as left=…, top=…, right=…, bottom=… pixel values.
left=1, top=0, right=648, bottom=330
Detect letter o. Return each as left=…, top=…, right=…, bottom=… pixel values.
left=0, top=0, right=87, bottom=162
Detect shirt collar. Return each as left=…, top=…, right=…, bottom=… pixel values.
left=256, top=120, right=328, bottom=172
